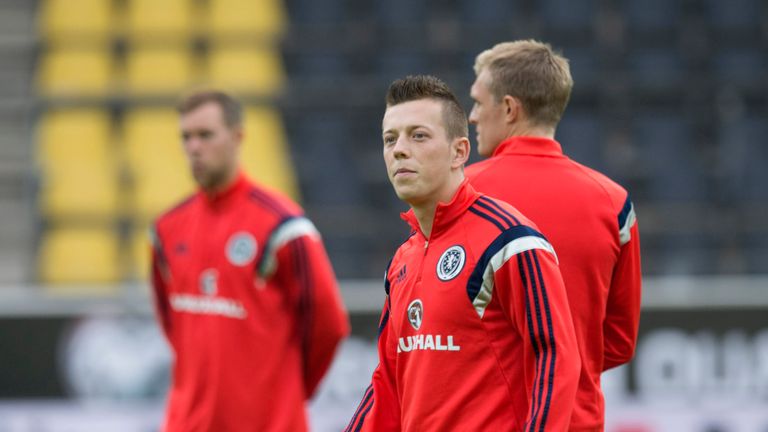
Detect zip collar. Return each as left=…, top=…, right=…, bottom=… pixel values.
left=400, top=179, right=480, bottom=240
left=492, top=136, right=564, bottom=158
left=199, top=170, right=249, bottom=207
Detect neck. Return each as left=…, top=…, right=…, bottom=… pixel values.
left=202, top=167, right=239, bottom=196
left=507, top=121, right=555, bottom=140
left=412, top=202, right=438, bottom=238
left=408, top=173, right=464, bottom=238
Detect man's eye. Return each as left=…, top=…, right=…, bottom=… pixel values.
left=384, top=136, right=396, bottom=145
left=200, top=131, right=212, bottom=139
left=413, top=133, right=426, bottom=140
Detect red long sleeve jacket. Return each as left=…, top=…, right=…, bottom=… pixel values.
left=348, top=181, right=580, bottom=431
left=150, top=172, right=349, bottom=432
left=466, top=136, right=642, bottom=431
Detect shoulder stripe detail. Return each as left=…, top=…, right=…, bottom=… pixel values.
left=617, top=195, right=637, bottom=246
left=466, top=225, right=556, bottom=318
left=257, top=216, right=320, bottom=278
left=248, top=188, right=292, bottom=218
left=345, top=385, right=374, bottom=432
left=469, top=203, right=510, bottom=231
left=474, top=199, right=517, bottom=228
left=478, top=195, right=521, bottom=225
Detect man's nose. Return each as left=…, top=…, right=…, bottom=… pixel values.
left=392, top=137, right=409, bottom=158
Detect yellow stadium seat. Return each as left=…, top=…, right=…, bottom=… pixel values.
left=40, top=163, right=121, bottom=220
left=124, top=45, right=197, bottom=96
left=122, top=108, right=196, bottom=219
left=240, top=107, right=299, bottom=200
left=124, top=0, right=194, bottom=41
left=207, top=45, right=284, bottom=95
left=39, top=226, right=121, bottom=285
left=208, top=0, right=287, bottom=40
left=37, top=109, right=112, bottom=169
left=37, top=109, right=120, bottom=219
left=38, top=0, right=112, bottom=42
left=37, top=46, right=112, bottom=97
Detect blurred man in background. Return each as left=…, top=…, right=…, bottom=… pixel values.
left=347, top=75, right=579, bottom=431
left=150, top=90, right=349, bottom=431
left=466, top=40, right=642, bottom=431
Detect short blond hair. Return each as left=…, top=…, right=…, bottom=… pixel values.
left=474, top=40, right=573, bottom=127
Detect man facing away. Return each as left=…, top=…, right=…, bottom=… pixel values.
left=347, top=75, right=580, bottom=431
left=466, top=40, right=642, bottom=431
left=150, top=90, right=349, bottom=431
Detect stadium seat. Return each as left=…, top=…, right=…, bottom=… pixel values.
left=459, top=0, right=521, bottom=24
left=124, top=45, right=197, bottom=96
left=705, top=0, right=761, bottom=34
left=122, top=108, right=196, bottom=220
left=38, top=226, right=121, bottom=285
left=627, top=48, right=685, bottom=93
left=240, top=107, right=299, bottom=200
left=37, top=45, right=112, bottom=97
left=290, top=52, right=348, bottom=82
left=39, top=164, right=121, bottom=220
left=555, top=109, right=604, bottom=170
left=38, top=0, right=112, bottom=42
left=537, top=0, right=595, bottom=36
left=631, top=112, right=705, bottom=202
left=374, top=0, right=426, bottom=25
left=291, top=114, right=363, bottom=206
left=206, top=44, right=285, bottom=96
left=712, top=49, right=765, bottom=89
left=208, top=0, right=287, bottom=40
left=377, top=51, right=429, bottom=81
left=288, top=0, right=347, bottom=24
left=37, top=109, right=112, bottom=170
left=622, top=0, right=682, bottom=35
left=37, top=109, right=120, bottom=220
left=717, top=116, right=768, bottom=201
left=124, top=0, right=194, bottom=41
left=563, top=46, right=599, bottom=91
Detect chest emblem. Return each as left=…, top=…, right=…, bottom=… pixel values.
left=436, top=245, right=466, bottom=281
left=199, top=268, right=218, bottom=295
left=407, top=299, right=423, bottom=330
left=226, top=232, right=258, bottom=266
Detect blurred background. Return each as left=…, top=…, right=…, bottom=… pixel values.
left=0, top=0, right=766, bottom=430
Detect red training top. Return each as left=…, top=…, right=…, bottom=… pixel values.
left=466, top=136, right=642, bottom=431
left=348, top=180, right=580, bottom=432
left=151, top=172, right=349, bottom=432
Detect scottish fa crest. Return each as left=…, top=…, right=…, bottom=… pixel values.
left=226, top=232, right=257, bottom=266
left=436, top=245, right=465, bottom=281
left=407, top=299, right=423, bottom=330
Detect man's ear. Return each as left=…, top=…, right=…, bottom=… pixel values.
left=232, top=126, right=244, bottom=147
left=502, top=95, right=522, bottom=124
left=451, top=137, right=470, bottom=169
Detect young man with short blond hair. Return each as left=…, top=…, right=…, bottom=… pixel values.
left=467, top=40, right=643, bottom=431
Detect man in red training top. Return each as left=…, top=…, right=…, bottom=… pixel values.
left=150, top=90, right=349, bottom=431
left=466, top=40, right=643, bottom=431
left=347, top=75, right=580, bottom=431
